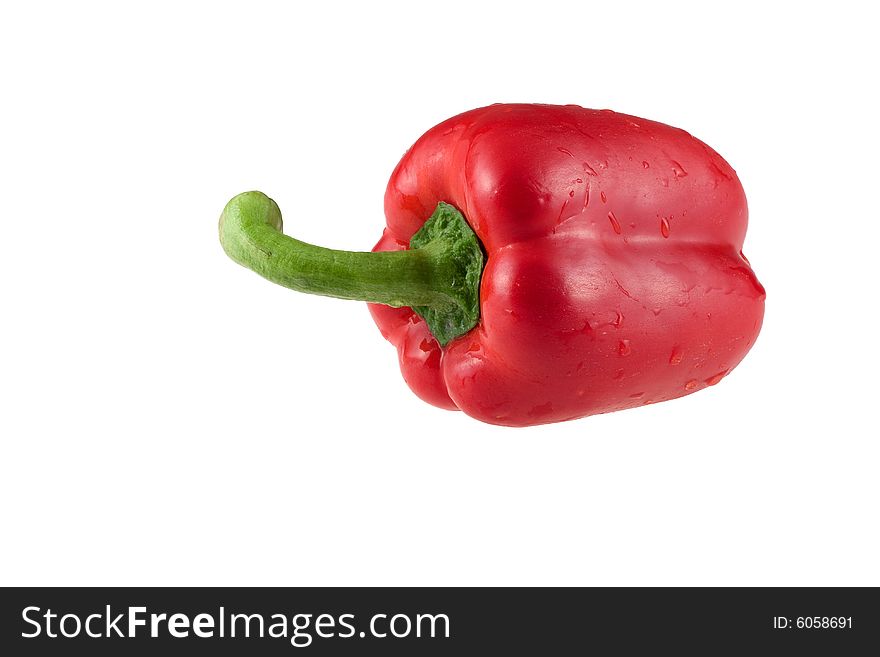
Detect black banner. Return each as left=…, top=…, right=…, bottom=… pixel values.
left=1, top=587, right=876, bottom=655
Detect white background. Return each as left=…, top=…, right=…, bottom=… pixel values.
left=1, top=1, right=877, bottom=586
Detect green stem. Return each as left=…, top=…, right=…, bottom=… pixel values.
left=219, top=191, right=484, bottom=345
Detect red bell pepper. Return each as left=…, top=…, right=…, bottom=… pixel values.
left=220, top=104, right=764, bottom=427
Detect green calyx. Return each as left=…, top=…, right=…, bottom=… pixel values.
left=409, top=202, right=484, bottom=345
left=218, top=191, right=484, bottom=346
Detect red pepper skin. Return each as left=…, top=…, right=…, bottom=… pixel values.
left=369, top=104, right=765, bottom=426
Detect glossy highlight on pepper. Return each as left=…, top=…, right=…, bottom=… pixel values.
left=220, top=104, right=765, bottom=427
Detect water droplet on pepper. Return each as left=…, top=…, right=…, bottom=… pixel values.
left=608, top=211, right=621, bottom=234
left=705, top=370, right=728, bottom=386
